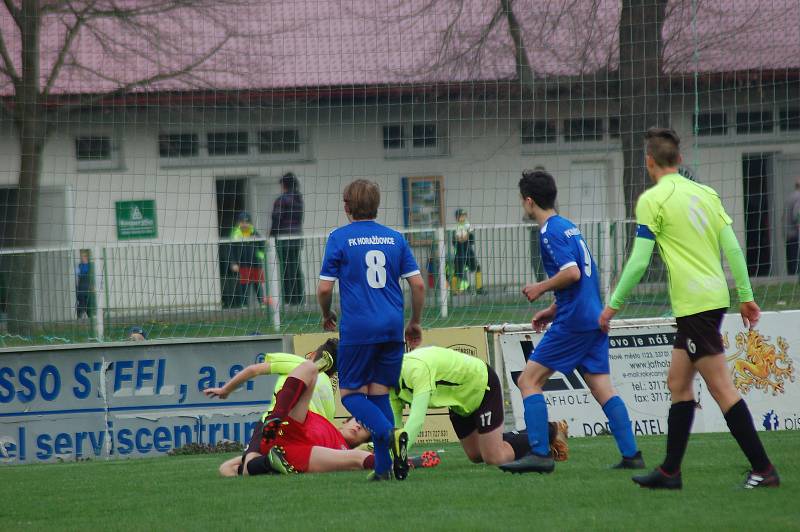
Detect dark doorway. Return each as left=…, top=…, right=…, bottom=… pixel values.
left=742, top=154, right=772, bottom=276
left=216, top=178, right=249, bottom=308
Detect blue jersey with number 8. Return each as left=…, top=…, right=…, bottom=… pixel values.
left=539, top=215, right=602, bottom=332
left=320, top=220, right=420, bottom=346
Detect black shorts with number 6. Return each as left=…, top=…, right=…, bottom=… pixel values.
left=674, top=307, right=726, bottom=360
left=449, top=365, right=504, bottom=439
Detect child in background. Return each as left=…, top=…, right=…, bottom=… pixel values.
left=451, top=208, right=482, bottom=294
left=75, top=250, right=92, bottom=319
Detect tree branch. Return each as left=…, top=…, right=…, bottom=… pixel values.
left=53, top=33, right=230, bottom=115
left=501, top=0, right=533, bottom=87
left=2, top=0, right=21, bottom=25
left=0, top=25, right=21, bottom=86
left=43, top=15, right=87, bottom=96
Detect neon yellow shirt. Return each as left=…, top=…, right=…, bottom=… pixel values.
left=635, top=173, right=733, bottom=317
left=259, top=353, right=336, bottom=422
left=390, top=346, right=488, bottom=447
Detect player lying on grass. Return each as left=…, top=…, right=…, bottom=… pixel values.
left=390, top=346, right=569, bottom=465
left=204, top=340, right=356, bottom=474
left=206, top=352, right=378, bottom=476
left=499, top=170, right=644, bottom=475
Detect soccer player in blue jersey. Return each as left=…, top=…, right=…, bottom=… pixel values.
left=317, top=179, right=426, bottom=481
left=500, top=170, right=643, bottom=474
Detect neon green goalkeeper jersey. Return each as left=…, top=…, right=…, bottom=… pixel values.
left=391, top=346, right=488, bottom=418
left=259, top=353, right=336, bottom=422
left=635, top=173, right=733, bottom=317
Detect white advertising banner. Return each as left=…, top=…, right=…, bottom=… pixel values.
left=499, top=322, right=706, bottom=436
left=0, top=336, right=284, bottom=464
left=703, top=310, right=799, bottom=434
left=498, top=310, right=800, bottom=437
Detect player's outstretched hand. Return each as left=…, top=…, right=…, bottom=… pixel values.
left=739, top=301, right=761, bottom=329
left=322, top=311, right=338, bottom=331
left=598, top=306, right=617, bottom=334
left=203, top=387, right=228, bottom=399
left=522, top=283, right=545, bottom=302
left=405, top=321, right=422, bottom=349
left=531, top=306, right=556, bottom=333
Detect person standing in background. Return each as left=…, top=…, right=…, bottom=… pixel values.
left=75, top=250, right=92, bottom=319
left=230, top=211, right=267, bottom=307
left=451, top=208, right=483, bottom=294
left=785, top=178, right=800, bottom=276
left=271, top=172, right=305, bottom=306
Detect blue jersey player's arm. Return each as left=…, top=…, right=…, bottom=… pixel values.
left=318, top=232, right=342, bottom=331
left=522, top=230, right=581, bottom=303
left=399, top=236, right=425, bottom=348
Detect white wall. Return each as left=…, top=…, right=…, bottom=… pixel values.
left=2, top=97, right=799, bottom=314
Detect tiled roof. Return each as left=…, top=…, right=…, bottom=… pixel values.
left=0, top=0, right=796, bottom=96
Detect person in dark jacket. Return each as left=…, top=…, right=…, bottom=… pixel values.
left=271, top=172, right=305, bottom=305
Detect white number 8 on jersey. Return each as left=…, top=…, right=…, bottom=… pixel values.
left=365, top=250, right=387, bottom=288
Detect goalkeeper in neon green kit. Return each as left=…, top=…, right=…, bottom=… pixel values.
left=390, top=346, right=568, bottom=465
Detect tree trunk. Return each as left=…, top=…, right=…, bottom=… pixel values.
left=619, top=0, right=669, bottom=221
left=501, top=0, right=534, bottom=90
left=6, top=0, right=44, bottom=335
left=6, top=134, right=44, bottom=335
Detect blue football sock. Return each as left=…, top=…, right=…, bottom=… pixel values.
left=367, top=394, right=395, bottom=427
left=342, top=393, right=393, bottom=474
left=602, top=395, right=638, bottom=458
left=523, top=393, right=549, bottom=456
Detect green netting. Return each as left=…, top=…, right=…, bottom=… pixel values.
left=1, top=1, right=799, bottom=346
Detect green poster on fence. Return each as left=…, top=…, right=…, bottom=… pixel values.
left=115, top=200, right=158, bottom=240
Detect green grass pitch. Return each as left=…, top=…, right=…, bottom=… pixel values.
left=1, top=431, right=798, bottom=531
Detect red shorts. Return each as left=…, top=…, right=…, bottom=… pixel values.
left=239, top=266, right=265, bottom=284
left=259, top=412, right=348, bottom=472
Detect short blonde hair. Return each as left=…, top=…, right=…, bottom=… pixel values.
left=343, top=179, right=380, bottom=220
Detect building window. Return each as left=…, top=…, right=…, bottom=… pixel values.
left=779, top=108, right=800, bottom=131
left=383, top=123, right=446, bottom=157
left=563, top=118, right=603, bottom=142
left=207, top=131, right=249, bottom=156
left=158, top=133, right=199, bottom=158
left=736, top=111, right=773, bottom=134
left=75, top=134, right=121, bottom=170
left=258, top=129, right=301, bottom=154
left=412, top=123, right=437, bottom=148
left=608, top=117, right=621, bottom=139
left=383, top=125, right=405, bottom=149
left=521, top=120, right=557, bottom=144
left=695, top=112, right=728, bottom=136
left=75, top=136, right=111, bottom=160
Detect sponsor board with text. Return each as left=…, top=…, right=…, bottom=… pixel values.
left=498, top=323, right=707, bottom=435
left=0, top=336, right=283, bottom=464
left=497, top=311, right=799, bottom=436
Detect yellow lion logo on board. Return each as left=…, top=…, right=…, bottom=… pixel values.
left=724, top=330, right=794, bottom=396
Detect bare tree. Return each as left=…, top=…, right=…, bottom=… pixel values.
left=0, top=0, right=241, bottom=335
left=619, top=0, right=669, bottom=219
left=366, top=0, right=762, bottom=216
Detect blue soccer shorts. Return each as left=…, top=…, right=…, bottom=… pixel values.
left=337, top=342, right=405, bottom=390
left=529, top=324, right=610, bottom=375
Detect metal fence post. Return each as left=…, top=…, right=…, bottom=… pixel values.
left=436, top=227, right=448, bottom=318
left=601, top=220, right=612, bottom=303
left=92, top=246, right=105, bottom=341
left=267, top=237, right=281, bottom=330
